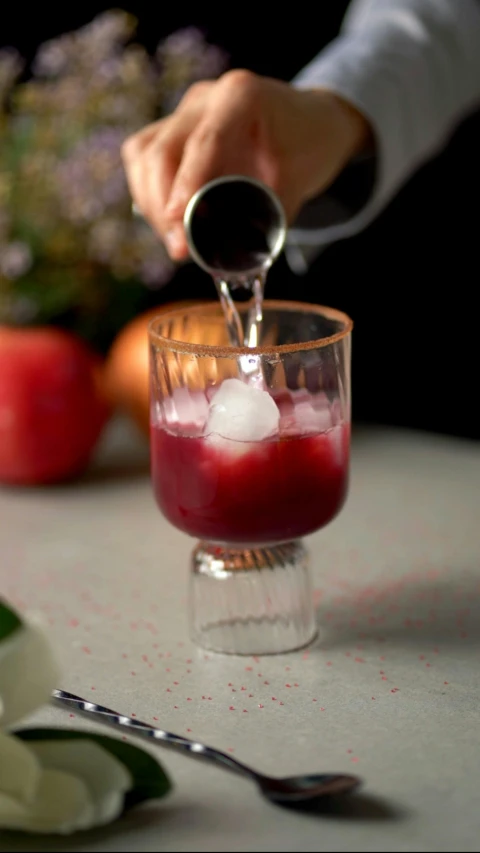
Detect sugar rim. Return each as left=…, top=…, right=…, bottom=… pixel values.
left=149, top=299, right=353, bottom=357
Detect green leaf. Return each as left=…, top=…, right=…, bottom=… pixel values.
left=15, top=728, right=172, bottom=810
left=0, top=600, right=23, bottom=643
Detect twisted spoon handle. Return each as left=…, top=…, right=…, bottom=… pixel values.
left=52, top=689, right=254, bottom=781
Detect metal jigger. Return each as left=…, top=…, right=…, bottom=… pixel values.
left=183, top=175, right=287, bottom=282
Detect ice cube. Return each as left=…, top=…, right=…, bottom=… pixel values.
left=163, top=387, right=209, bottom=433
left=294, top=399, right=332, bottom=434
left=311, top=391, right=331, bottom=412
left=279, top=390, right=335, bottom=436
left=206, top=378, right=280, bottom=442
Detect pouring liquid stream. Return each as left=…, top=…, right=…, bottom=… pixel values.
left=182, top=175, right=286, bottom=387
left=214, top=270, right=268, bottom=388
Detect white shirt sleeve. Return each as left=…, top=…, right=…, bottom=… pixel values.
left=286, top=0, right=480, bottom=270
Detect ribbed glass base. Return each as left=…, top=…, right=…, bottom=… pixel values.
left=189, top=540, right=317, bottom=655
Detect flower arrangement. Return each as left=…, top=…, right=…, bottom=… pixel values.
left=0, top=10, right=228, bottom=353
left=0, top=599, right=171, bottom=834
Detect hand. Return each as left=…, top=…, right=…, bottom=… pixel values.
left=122, top=69, right=371, bottom=260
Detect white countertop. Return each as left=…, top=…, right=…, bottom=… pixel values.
left=1, top=418, right=479, bottom=853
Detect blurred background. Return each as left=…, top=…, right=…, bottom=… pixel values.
left=1, top=3, right=478, bottom=488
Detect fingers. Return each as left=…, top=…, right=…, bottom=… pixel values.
left=121, top=119, right=163, bottom=214
left=165, top=71, right=263, bottom=226
left=122, top=73, right=363, bottom=269
left=141, top=113, right=198, bottom=256
left=122, top=72, right=267, bottom=262
left=121, top=82, right=212, bottom=259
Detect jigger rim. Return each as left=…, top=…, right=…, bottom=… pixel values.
left=183, top=175, right=287, bottom=278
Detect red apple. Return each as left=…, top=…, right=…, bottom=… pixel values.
left=0, top=326, right=111, bottom=485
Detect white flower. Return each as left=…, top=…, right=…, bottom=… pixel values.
left=0, top=732, right=132, bottom=834
left=0, top=618, right=60, bottom=728
left=0, top=601, right=172, bottom=834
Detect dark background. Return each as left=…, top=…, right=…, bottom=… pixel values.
left=3, top=3, right=479, bottom=439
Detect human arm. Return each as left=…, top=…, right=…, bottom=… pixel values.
left=287, top=0, right=480, bottom=266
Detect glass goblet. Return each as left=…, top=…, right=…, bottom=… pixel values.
left=149, top=300, right=352, bottom=654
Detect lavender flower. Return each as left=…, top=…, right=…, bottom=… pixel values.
left=133, top=225, right=174, bottom=287
left=55, top=128, right=128, bottom=224
left=87, top=218, right=126, bottom=264
left=0, top=242, right=33, bottom=280
left=156, top=27, right=228, bottom=109
left=33, top=10, right=136, bottom=83
left=0, top=48, right=23, bottom=102
left=0, top=11, right=229, bottom=347
left=32, top=36, right=74, bottom=78
left=158, top=27, right=227, bottom=78
left=77, top=9, right=136, bottom=52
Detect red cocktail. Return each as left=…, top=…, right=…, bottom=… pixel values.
left=152, top=390, right=349, bottom=545
left=149, top=300, right=352, bottom=654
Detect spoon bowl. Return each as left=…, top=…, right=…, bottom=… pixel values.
left=258, top=773, right=361, bottom=805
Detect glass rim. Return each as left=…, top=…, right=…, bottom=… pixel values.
left=148, top=299, right=353, bottom=357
